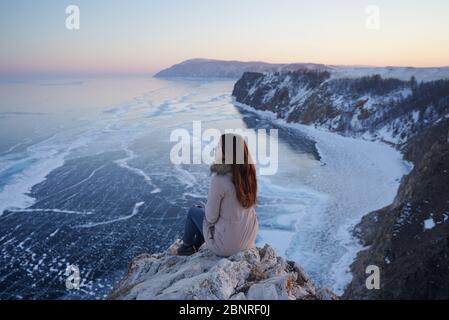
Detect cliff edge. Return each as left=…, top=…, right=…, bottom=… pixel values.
left=108, top=240, right=337, bottom=300
left=232, top=70, right=449, bottom=299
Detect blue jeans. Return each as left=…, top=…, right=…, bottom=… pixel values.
left=182, top=206, right=205, bottom=248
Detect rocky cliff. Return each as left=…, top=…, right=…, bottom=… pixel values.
left=232, top=70, right=449, bottom=299
left=344, top=118, right=449, bottom=299
left=108, top=240, right=337, bottom=300
left=233, top=70, right=449, bottom=146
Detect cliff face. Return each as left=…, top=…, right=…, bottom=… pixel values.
left=233, top=70, right=449, bottom=146
left=108, top=240, right=337, bottom=300
left=344, top=119, right=449, bottom=299
left=232, top=70, right=449, bottom=299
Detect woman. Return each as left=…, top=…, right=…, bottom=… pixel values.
left=177, top=133, right=258, bottom=257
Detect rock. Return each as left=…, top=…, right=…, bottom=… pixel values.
left=166, top=239, right=183, bottom=256
left=108, top=242, right=336, bottom=300
left=316, top=288, right=339, bottom=300
left=344, top=119, right=449, bottom=299
left=247, top=274, right=297, bottom=300
left=247, top=283, right=279, bottom=300
left=232, top=71, right=449, bottom=146
left=295, top=286, right=310, bottom=299
left=230, top=292, right=247, bottom=300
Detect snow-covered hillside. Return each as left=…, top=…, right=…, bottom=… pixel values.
left=233, top=70, right=449, bottom=147
left=155, top=58, right=449, bottom=82
left=154, top=58, right=326, bottom=79
left=232, top=69, right=449, bottom=300
left=329, top=65, right=449, bottom=82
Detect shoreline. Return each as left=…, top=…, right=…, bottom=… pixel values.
left=233, top=100, right=411, bottom=294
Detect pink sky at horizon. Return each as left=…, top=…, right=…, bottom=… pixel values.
left=1, top=0, right=449, bottom=76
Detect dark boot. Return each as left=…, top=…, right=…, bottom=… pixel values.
left=177, top=244, right=197, bottom=256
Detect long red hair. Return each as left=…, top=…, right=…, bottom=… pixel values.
left=220, top=134, right=257, bottom=208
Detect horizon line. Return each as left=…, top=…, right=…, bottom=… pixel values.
left=2, top=58, right=449, bottom=80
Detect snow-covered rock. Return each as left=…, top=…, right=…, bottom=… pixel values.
left=232, top=70, right=449, bottom=148
left=107, top=240, right=337, bottom=300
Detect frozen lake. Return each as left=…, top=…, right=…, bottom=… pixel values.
left=0, top=76, right=408, bottom=299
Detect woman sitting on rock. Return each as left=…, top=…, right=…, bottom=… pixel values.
left=177, top=133, right=259, bottom=257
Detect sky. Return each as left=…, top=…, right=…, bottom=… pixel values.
left=1, top=0, right=449, bottom=76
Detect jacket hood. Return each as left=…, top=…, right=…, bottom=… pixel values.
left=210, top=163, right=232, bottom=175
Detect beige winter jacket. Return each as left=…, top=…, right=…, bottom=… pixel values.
left=202, top=164, right=258, bottom=257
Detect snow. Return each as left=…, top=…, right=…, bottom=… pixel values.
left=424, top=217, right=436, bottom=230
left=74, top=201, right=145, bottom=228
left=156, top=59, right=449, bottom=82
left=350, top=113, right=362, bottom=130
left=330, top=66, right=449, bottom=82
left=0, top=114, right=118, bottom=216
left=114, top=147, right=161, bottom=194
left=291, top=123, right=409, bottom=293
left=234, top=101, right=410, bottom=294
left=290, top=85, right=312, bottom=105
left=375, top=125, right=400, bottom=144
left=262, top=88, right=277, bottom=103
left=6, top=208, right=94, bottom=215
